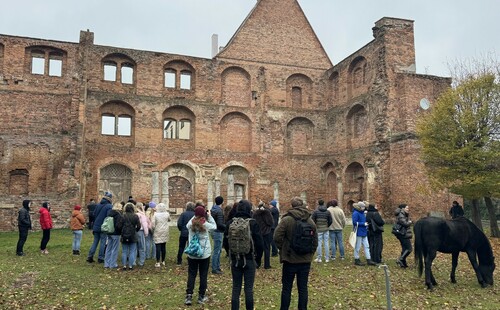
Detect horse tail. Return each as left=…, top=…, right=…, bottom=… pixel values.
left=414, top=219, right=424, bottom=277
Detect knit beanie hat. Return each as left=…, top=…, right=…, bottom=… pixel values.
left=103, top=191, right=113, bottom=201
left=270, top=199, right=277, bottom=207
left=74, top=205, right=81, bottom=211
left=195, top=206, right=206, bottom=218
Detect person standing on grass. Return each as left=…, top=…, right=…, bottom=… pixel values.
left=153, top=202, right=171, bottom=268
left=87, top=192, right=113, bottom=263
left=269, top=199, right=280, bottom=257
left=39, top=202, right=53, bottom=255
left=312, top=199, right=332, bottom=263
left=352, top=201, right=376, bottom=266
left=394, top=204, right=412, bottom=268
left=184, top=205, right=216, bottom=306
left=366, top=203, right=385, bottom=264
left=104, top=203, right=123, bottom=269
left=86, top=199, right=97, bottom=229
left=136, top=202, right=150, bottom=267
left=210, top=196, right=226, bottom=274
left=145, top=201, right=157, bottom=260
left=121, top=202, right=141, bottom=270
left=252, top=201, right=273, bottom=269
left=273, top=197, right=318, bottom=310
left=70, top=205, right=86, bottom=255
left=16, top=199, right=33, bottom=256
left=177, top=201, right=196, bottom=265
left=326, top=199, right=346, bottom=260
left=225, top=199, right=264, bottom=310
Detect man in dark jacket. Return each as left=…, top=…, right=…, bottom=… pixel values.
left=274, top=197, right=318, bottom=310
left=366, top=204, right=385, bottom=264
left=449, top=201, right=464, bottom=219
left=224, top=200, right=264, bottom=310
left=312, top=199, right=333, bottom=263
left=87, top=192, right=113, bottom=263
left=16, top=199, right=32, bottom=256
left=210, top=196, right=226, bottom=274
left=86, top=199, right=97, bottom=229
left=269, top=199, right=280, bottom=256
left=177, top=201, right=195, bottom=265
left=253, top=201, right=275, bottom=269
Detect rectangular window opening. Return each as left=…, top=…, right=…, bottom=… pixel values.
left=180, top=72, right=191, bottom=90
left=121, top=66, right=134, bottom=84
left=31, top=56, right=45, bottom=75
left=165, top=70, right=176, bottom=88
left=101, top=115, right=116, bottom=135
left=178, top=120, right=191, bottom=140
left=48, top=59, right=62, bottom=77
left=117, top=116, right=132, bottom=136
left=163, top=120, right=176, bottom=139
left=104, top=64, right=117, bottom=81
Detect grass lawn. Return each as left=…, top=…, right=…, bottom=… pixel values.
left=0, top=227, right=498, bottom=309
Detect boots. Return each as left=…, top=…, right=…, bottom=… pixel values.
left=367, top=259, right=377, bottom=266
left=397, top=250, right=411, bottom=268
left=184, top=294, right=192, bottom=306
left=354, top=259, right=365, bottom=266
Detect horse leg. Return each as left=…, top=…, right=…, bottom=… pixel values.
left=424, top=250, right=437, bottom=290
left=465, top=249, right=486, bottom=287
left=450, top=252, right=459, bottom=283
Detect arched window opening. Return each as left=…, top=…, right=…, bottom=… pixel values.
left=292, top=86, right=302, bottom=108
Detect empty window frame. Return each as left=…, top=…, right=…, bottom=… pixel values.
left=180, top=71, right=192, bottom=90
left=163, top=119, right=176, bottom=139
left=165, top=69, right=176, bottom=88
left=121, top=63, right=134, bottom=84
left=178, top=119, right=191, bottom=140
left=101, top=114, right=132, bottom=136
left=48, top=52, right=63, bottom=77
left=31, top=51, right=45, bottom=75
left=104, top=62, right=117, bottom=81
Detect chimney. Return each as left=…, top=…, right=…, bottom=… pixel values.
left=211, top=34, right=218, bottom=58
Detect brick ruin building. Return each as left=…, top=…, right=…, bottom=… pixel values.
left=0, top=0, right=457, bottom=230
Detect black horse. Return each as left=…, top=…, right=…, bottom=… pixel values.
left=414, top=216, right=495, bottom=290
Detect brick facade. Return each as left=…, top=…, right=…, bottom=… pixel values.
left=0, top=0, right=457, bottom=230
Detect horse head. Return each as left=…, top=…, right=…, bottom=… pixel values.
left=479, top=256, right=495, bottom=286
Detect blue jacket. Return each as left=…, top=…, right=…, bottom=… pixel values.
left=352, top=209, right=368, bottom=237
left=211, top=204, right=226, bottom=233
left=92, top=198, right=112, bottom=232
left=177, top=210, right=195, bottom=238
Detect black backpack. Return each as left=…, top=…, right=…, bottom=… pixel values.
left=121, top=216, right=136, bottom=243
left=289, top=214, right=316, bottom=254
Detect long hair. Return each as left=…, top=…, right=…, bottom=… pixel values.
left=191, top=216, right=206, bottom=233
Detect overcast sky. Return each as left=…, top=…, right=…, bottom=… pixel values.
left=1, top=0, right=498, bottom=77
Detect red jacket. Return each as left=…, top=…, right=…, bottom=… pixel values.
left=39, top=207, right=53, bottom=230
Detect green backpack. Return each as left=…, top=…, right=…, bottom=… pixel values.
left=101, top=216, right=115, bottom=234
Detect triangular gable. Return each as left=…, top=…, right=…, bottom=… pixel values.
left=217, top=0, right=332, bottom=69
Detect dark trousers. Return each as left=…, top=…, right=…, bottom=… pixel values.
left=271, top=229, right=278, bottom=255
left=398, top=237, right=412, bottom=260
left=17, top=227, right=29, bottom=254
left=368, top=232, right=383, bottom=263
left=186, top=257, right=210, bottom=296
left=280, top=262, right=311, bottom=310
left=156, top=243, right=166, bottom=262
left=262, top=233, right=272, bottom=268
left=231, top=258, right=256, bottom=310
left=40, top=229, right=51, bottom=250
left=177, top=235, right=188, bottom=264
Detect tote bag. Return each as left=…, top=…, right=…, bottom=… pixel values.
left=348, top=224, right=358, bottom=248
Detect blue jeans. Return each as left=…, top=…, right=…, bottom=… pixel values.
left=329, top=230, right=345, bottom=259
left=145, top=232, right=156, bottom=259
left=231, top=258, right=256, bottom=310
left=104, top=235, right=120, bottom=268
left=316, top=231, right=329, bottom=260
left=354, top=236, right=371, bottom=260
left=211, top=231, right=223, bottom=272
left=122, top=242, right=137, bottom=268
left=280, top=262, right=311, bottom=310
left=88, top=231, right=107, bottom=260
left=72, top=230, right=83, bottom=251
left=136, top=230, right=146, bottom=266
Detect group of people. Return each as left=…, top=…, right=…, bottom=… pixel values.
left=15, top=192, right=466, bottom=310
left=84, top=193, right=171, bottom=270
left=16, top=199, right=53, bottom=256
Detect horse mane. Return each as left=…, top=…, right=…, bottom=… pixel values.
left=467, top=220, right=494, bottom=266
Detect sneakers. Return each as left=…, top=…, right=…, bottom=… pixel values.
left=86, top=257, right=95, bottom=263
left=212, top=269, right=223, bottom=274
left=314, top=258, right=322, bottom=263
left=155, top=262, right=160, bottom=268
left=354, top=259, right=365, bottom=266
left=16, top=252, right=25, bottom=256
left=325, top=259, right=330, bottom=263
left=97, top=258, right=104, bottom=264
left=161, top=261, right=166, bottom=266
left=185, top=294, right=193, bottom=306
left=41, top=249, right=49, bottom=254
left=198, top=295, right=208, bottom=304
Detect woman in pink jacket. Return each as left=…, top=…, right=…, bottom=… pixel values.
left=39, top=202, right=53, bottom=254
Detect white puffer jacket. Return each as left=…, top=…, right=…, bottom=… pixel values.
left=153, top=203, right=171, bottom=243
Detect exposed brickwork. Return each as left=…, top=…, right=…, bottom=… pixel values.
left=0, top=1, right=459, bottom=230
